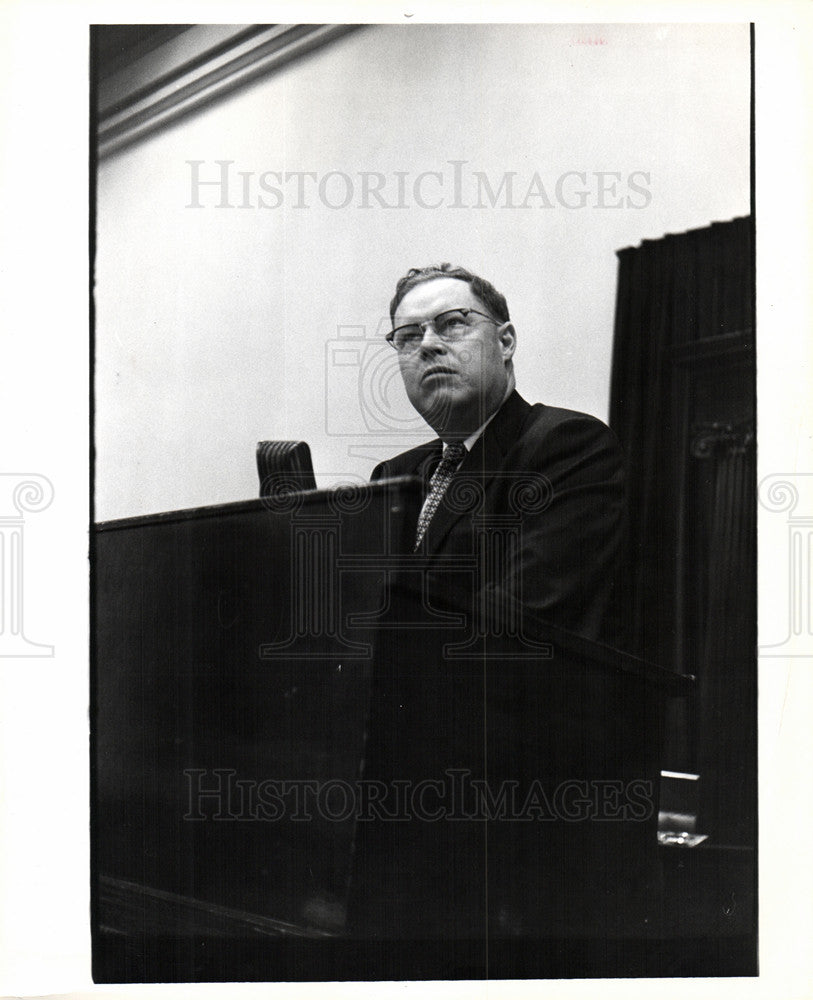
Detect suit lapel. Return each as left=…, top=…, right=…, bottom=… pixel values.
left=424, top=391, right=532, bottom=555
left=415, top=440, right=443, bottom=489
left=383, top=439, right=442, bottom=484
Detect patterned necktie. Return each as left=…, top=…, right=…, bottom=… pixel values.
left=414, top=441, right=467, bottom=550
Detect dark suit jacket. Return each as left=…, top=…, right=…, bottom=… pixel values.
left=371, top=390, right=628, bottom=645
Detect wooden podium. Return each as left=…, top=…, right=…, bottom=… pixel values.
left=92, top=477, right=711, bottom=982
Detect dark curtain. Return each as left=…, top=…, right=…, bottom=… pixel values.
left=608, top=217, right=755, bottom=845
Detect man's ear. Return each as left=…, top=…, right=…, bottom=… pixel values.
left=498, top=322, right=516, bottom=362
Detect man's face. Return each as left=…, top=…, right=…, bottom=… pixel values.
left=392, top=277, right=515, bottom=437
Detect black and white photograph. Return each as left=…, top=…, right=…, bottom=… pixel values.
left=90, top=19, right=754, bottom=981
left=0, top=4, right=811, bottom=997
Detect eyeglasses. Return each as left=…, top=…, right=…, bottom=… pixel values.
left=386, top=308, right=499, bottom=354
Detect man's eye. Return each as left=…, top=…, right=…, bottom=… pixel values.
left=398, top=328, right=422, bottom=346
left=438, top=312, right=467, bottom=332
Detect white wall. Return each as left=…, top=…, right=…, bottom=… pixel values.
left=95, top=22, right=750, bottom=520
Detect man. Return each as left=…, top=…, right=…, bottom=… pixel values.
left=371, top=263, right=627, bottom=646
left=354, top=267, right=654, bottom=943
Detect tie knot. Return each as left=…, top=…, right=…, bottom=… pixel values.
left=442, top=441, right=466, bottom=465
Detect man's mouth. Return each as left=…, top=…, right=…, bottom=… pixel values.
left=421, top=366, right=457, bottom=382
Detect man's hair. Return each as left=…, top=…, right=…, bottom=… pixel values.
left=389, top=263, right=510, bottom=324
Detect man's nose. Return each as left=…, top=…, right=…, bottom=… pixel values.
left=419, top=323, right=446, bottom=355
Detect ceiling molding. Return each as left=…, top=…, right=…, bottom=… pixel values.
left=96, top=24, right=358, bottom=160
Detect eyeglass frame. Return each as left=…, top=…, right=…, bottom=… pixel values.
left=385, top=307, right=501, bottom=354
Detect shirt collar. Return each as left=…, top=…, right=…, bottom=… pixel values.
left=443, top=377, right=515, bottom=455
